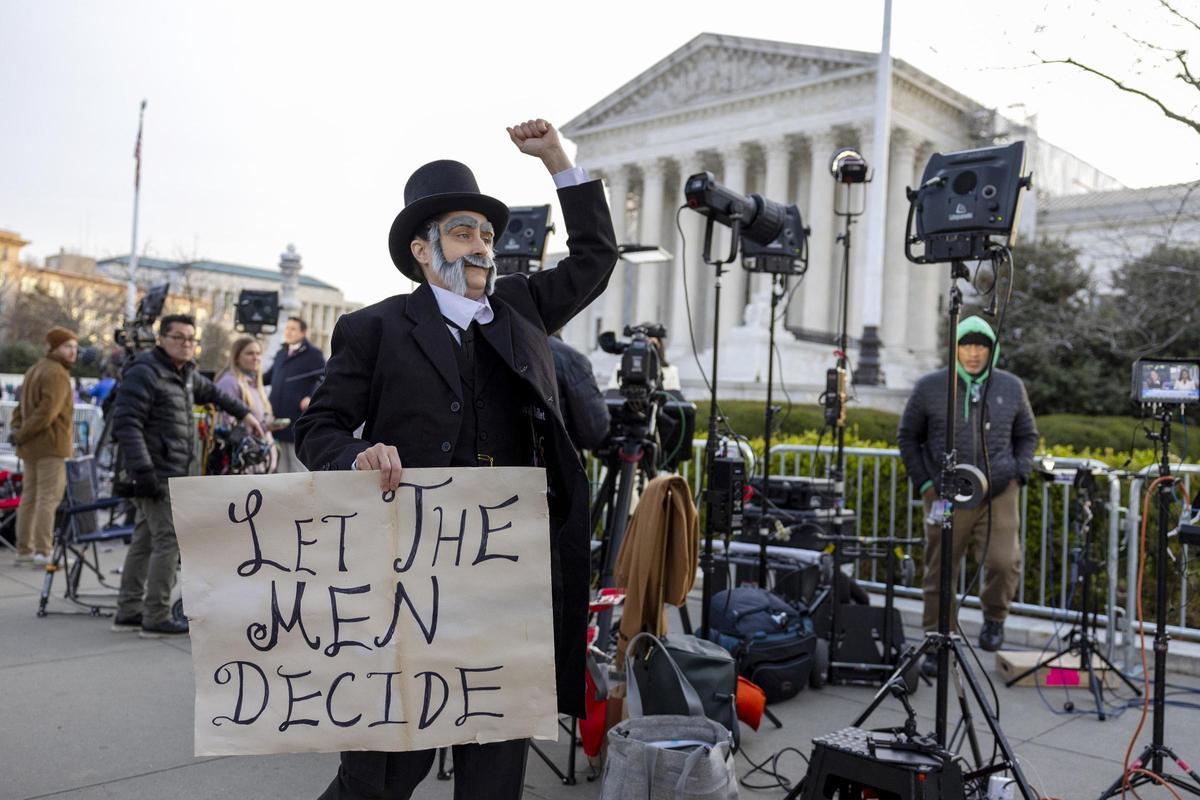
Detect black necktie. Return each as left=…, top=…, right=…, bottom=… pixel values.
left=444, top=317, right=475, bottom=364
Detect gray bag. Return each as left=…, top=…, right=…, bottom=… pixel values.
left=601, top=633, right=738, bottom=800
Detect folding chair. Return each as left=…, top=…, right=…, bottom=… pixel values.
left=36, top=456, right=135, bottom=617
left=0, top=469, right=23, bottom=553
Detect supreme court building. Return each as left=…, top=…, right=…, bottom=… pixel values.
left=557, top=33, right=1130, bottom=406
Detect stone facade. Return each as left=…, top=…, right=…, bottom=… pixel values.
left=96, top=254, right=356, bottom=353
left=559, top=33, right=1124, bottom=397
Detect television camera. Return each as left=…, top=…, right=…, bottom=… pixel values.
left=114, top=283, right=170, bottom=358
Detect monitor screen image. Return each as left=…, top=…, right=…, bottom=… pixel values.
left=1137, top=360, right=1200, bottom=404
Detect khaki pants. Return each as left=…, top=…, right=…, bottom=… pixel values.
left=117, top=492, right=178, bottom=626
left=275, top=441, right=308, bottom=473
left=15, top=457, right=66, bottom=557
left=922, top=480, right=1022, bottom=631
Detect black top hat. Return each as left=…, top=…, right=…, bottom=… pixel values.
left=388, top=160, right=509, bottom=283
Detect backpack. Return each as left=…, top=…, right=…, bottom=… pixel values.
left=708, top=587, right=816, bottom=703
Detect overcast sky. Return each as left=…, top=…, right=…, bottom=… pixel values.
left=2, top=0, right=1197, bottom=306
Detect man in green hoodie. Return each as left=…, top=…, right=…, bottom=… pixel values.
left=897, top=316, right=1038, bottom=673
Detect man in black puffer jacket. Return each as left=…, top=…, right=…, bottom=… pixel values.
left=898, top=316, right=1037, bottom=666
left=111, top=314, right=265, bottom=638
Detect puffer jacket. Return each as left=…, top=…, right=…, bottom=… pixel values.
left=112, top=347, right=248, bottom=481
left=897, top=317, right=1039, bottom=499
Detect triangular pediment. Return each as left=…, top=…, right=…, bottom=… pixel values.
left=563, top=33, right=874, bottom=134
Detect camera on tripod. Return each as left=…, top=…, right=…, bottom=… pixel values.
left=598, top=323, right=695, bottom=471
left=114, top=282, right=170, bottom=358
left=598, top=323, right=666, bottom=403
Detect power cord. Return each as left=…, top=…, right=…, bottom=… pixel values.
left=736, top=744, right=808, bottom=792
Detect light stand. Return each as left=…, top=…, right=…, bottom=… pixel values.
left=698, top=214, right=743, bottom=641
left=754, top=272, right=788, bottom=586
left=792, top=259, right=1036, bottom=800
left=1098, top=409, right=1200, bottom=797
left=1004, top=465, right=1141, bottom=716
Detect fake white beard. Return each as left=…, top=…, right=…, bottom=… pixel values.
left=429, top=225, right=496, bottom=297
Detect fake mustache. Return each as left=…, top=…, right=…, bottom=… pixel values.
left=459, top=253, right=495, bottom=271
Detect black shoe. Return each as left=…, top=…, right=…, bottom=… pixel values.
left=110, top=613, right=142, bottom=632
left=979, top=620, right=1004, bottom=652
left=139, top=618, right=189, bottom=638
left=920, top=653, right=938, bottom=679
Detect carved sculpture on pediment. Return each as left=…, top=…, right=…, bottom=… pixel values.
left=596, top=48, right=847, bottom=126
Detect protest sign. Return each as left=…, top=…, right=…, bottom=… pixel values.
left=169, top=467, right=558, bottom=757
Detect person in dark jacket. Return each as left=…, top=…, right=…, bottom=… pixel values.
left=549, top=334, right=610, bottom=453
left=264, top=315, right=325, bottom=472
left=111, top=314, right=264, bottom=638
left=897, top=316, right=1038, bottom=668
left=297, top=119, right=617, bottom=800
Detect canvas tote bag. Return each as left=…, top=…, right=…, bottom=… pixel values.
left=600, top=633, right=738, bottom=799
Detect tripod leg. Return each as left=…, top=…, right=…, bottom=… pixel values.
left=1098, top=745, right=1154, bottom=799
left=1159, top=745, right=1200, bottom=789
left=951, top=657, right=984, bottom=767
left=1081, top=643, right=1107, bottom=721
left=852, top=637, right=934, bottom=728
left=948, top=638, right=1037, bottom=800
left=1090, top=648, right=1143, bottom=696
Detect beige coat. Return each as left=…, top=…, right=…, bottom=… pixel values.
left=614, top=474, right=699, bottom=665
left=13, top=355, right=74, bottom=461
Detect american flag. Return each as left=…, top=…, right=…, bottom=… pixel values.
left=134, top=100, right=147, bottom=189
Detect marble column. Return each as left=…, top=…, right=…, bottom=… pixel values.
left=800, top=130, right=837, bottom=336
left=634, top=159, right=666, bottom=326
left=716, top=144, right=749, bottom=344
left=752, top=136, right=792, bottom=299
left=602, top=166, right=630, bottom=336
left=881, top=130, right=917, bottom=351
left=669, top=153, right=706, bottom=353
left=911, top=141, right=943, bottom=356
left=847, top=127, right=872, bottom=345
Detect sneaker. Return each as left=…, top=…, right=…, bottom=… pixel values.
left=111, top=613, right=143, bottom=632
left=13, top=553, right=33, bottom=566
left=979, top=620, right=1004, bottom=652
left=31, top=553, right=50, bottom=568
left=920, top=652, right=938, bottom=679
left=139, top=618, right=190, bottom=638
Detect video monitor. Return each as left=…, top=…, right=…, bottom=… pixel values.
left=1132, top=359, right=1200, bottom=405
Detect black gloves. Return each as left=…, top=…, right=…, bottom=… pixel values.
left=131, top=471, right=163, bottom=499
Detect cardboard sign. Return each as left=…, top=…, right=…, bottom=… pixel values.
left=170, top=468, right=558, bottom=756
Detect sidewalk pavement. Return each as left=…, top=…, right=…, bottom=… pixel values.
left=4, top=542, right=1199, bottom=800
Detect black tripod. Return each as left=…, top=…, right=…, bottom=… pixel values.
left=1005, top=467, right=1140, bottom=718
left=796, top=259, right=1036, bottom=800
left=590, top=418, right=661, bottom=644
left=1098, top=410, right=1200, bottom=797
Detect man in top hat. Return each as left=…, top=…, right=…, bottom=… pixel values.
left=297, top=118, right=617, bottom=800
left=11, top=326, right=78, bottom=566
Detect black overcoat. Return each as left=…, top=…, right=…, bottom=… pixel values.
left=294, top=179, right=617, bottom=717
left=265, top=339, right=326, bottom=442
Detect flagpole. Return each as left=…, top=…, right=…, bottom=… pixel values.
left=126, top=99, right=147, bottom=322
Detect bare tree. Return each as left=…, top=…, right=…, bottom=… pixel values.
left=1038, top=0, right=1199, bottom=137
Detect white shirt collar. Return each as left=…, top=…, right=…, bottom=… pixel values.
left=429, top=284, right=495, bottom=329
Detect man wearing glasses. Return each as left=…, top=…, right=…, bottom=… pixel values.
left=111, top=314, right=265, bottom=637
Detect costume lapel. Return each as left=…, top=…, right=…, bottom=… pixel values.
left=406, top=283, right=462, bottom=400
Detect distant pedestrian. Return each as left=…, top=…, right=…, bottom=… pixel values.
left=110, top=314, right=264, bottom=637
left=11, top=326, right=78, bottom=567
left=214, top=336, right=276, bottom=474
left=264, top=316, right=324, bottom=473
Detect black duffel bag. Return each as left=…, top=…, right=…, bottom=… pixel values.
left=626, top=632, right=740, bottom=748
left=709, top=587, right=816, bottom=703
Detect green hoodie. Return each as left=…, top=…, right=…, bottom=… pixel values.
left=955, top=316, right=999, bottom=421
